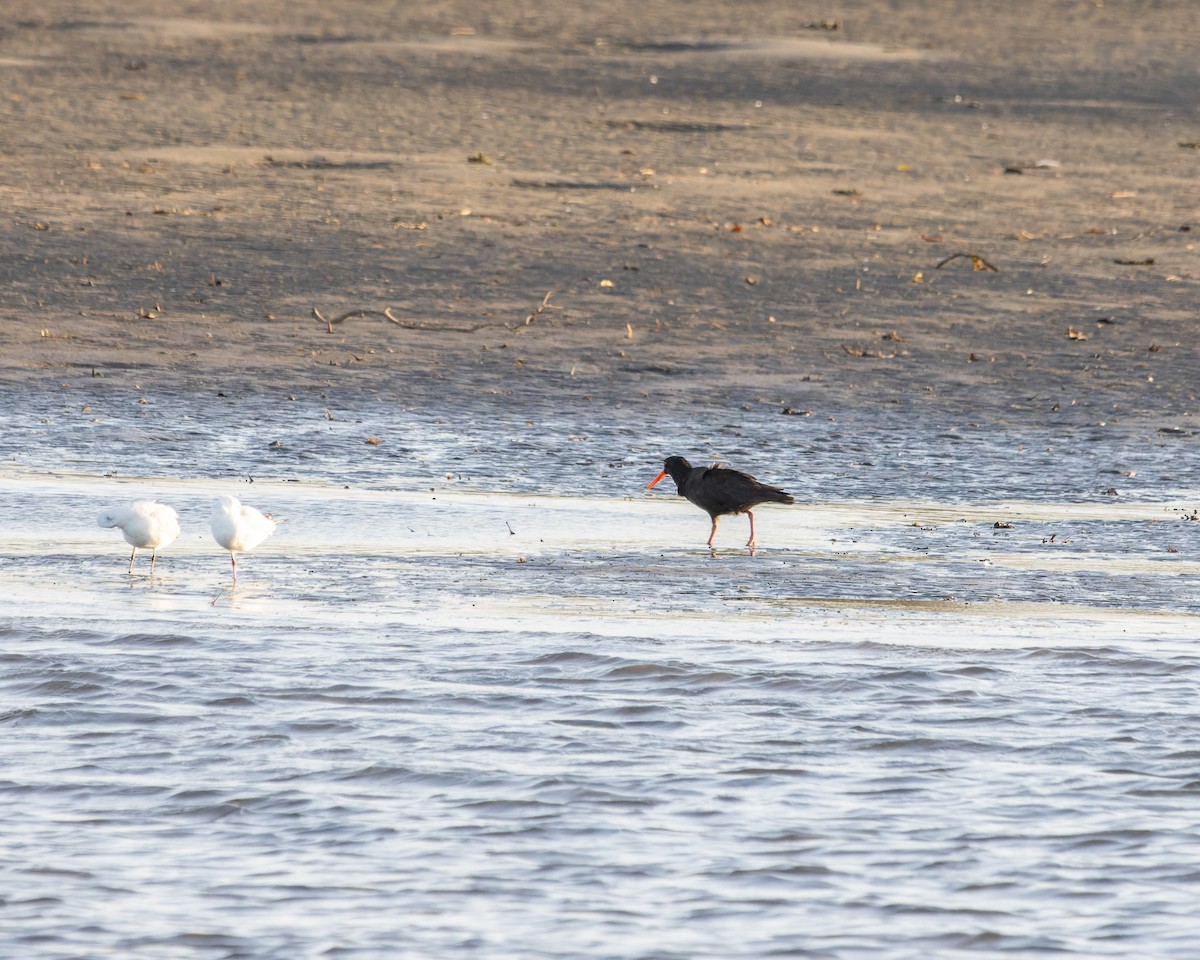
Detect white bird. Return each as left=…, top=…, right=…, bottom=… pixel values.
left=97, top=500, right=181, bottom=574
left=210, top=495, right=279, bottom=583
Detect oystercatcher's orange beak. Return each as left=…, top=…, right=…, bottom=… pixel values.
left=646, top=470, right=668, bottom=490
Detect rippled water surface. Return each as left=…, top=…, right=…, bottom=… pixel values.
left=2, top=390, right=1200, bottom=959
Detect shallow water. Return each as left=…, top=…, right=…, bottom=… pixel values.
left=2, top=391, right=1200, bottom=959
left=7, top=372, right=1197, bottom=505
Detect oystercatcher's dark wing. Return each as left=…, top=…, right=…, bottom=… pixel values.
left=686, top=466, right=794, bottom=517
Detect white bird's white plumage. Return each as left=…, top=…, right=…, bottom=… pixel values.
left=211, top=495, right=278, bottom=582
left=97, top=500, right=181, bottom=574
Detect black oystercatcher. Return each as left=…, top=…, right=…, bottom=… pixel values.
left=646, top=456, right=795, bottom=549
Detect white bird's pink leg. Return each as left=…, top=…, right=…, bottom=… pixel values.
left=128, top=547, right=137, bottom=574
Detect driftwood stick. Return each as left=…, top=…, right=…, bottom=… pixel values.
left=312, top=307, right=405, bottom=333
left=314, top=293, right=561, bottom=335
left=523, top=290, right=557, bottom=326
left=313, top=306, right=504, bottom=335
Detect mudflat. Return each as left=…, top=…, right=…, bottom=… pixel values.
left=1, top=1, right=1198, bottom=430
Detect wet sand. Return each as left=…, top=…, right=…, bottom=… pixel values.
left=2, top=0, right=1198, bottom=431
left=5, top=471, right=1199, bottom=645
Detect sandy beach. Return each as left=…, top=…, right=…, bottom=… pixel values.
left=2, top=0, right=1198, bottom=432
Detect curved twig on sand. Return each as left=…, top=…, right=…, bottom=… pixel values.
left=313, top=291, right=559, bottom=335
left=312, top=307, right=405, bottom=333
left=935, top=251, right=999, bottom=272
